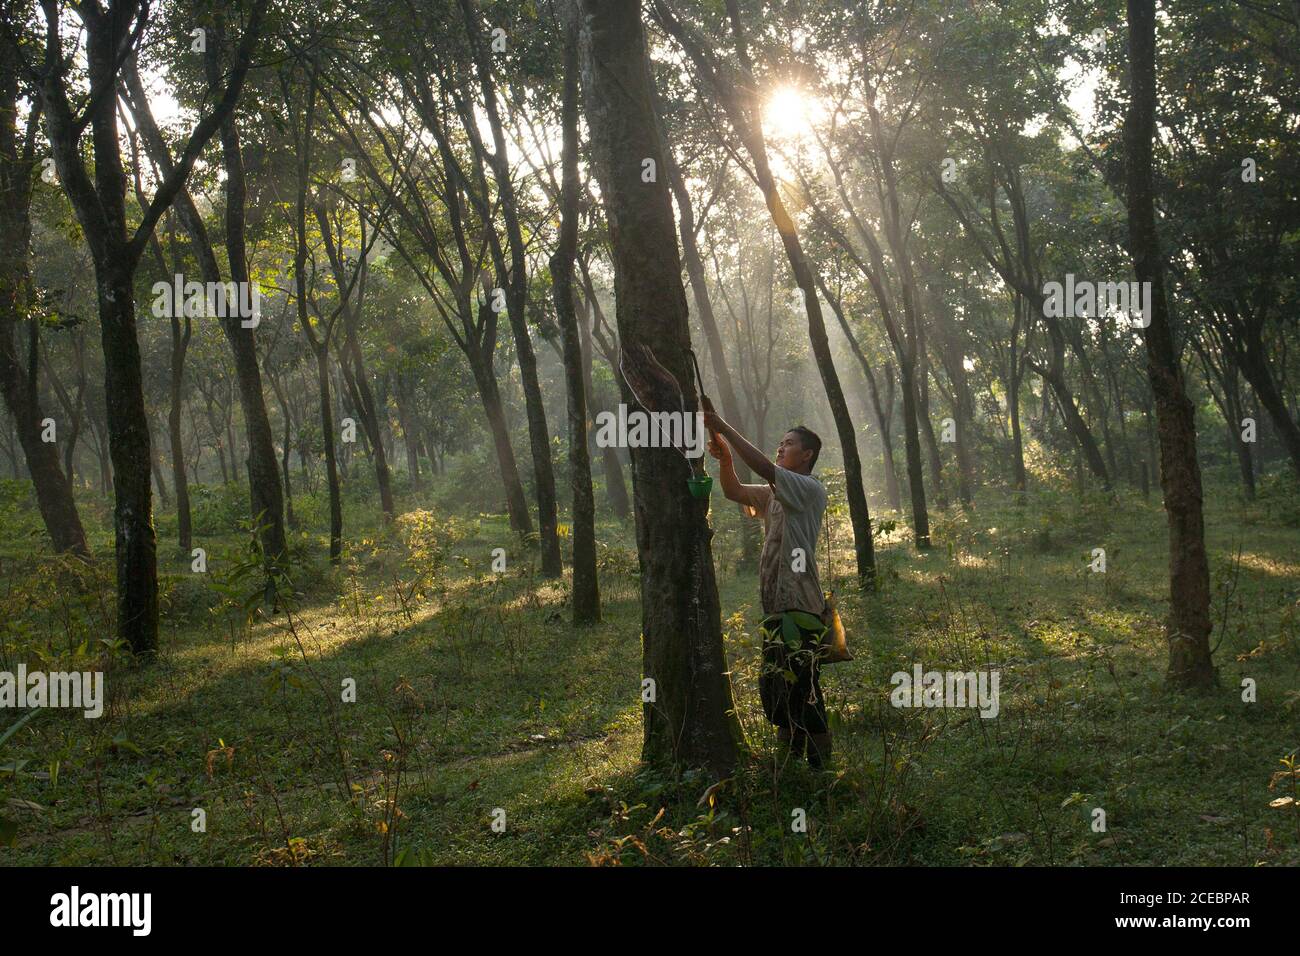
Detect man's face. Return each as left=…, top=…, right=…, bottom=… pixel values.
left=776, top=431, right=812, bottom=473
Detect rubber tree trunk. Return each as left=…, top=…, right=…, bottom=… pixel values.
left=311, top=344, right=343, bottom=564
left=151, top=432, right=171, bottom=511
left=467, top=339, right=534, bottom=537
left=1238, top=342, right=1300, bottom=482
left=898, top=361, right=930, bottom=545
left=0, top=318, right=88, bottom=555
left=167, top=312, right=192, bottom=552
left=339, top=319, right=395, bottom=519
left=550, top=13, right=600, bottom=624
left=661, top=131, right=745, bottom=446
left=1009, top=295, right=1028, bottom=496
left=818, top=276, right=902, bottom=511
left=267, top=368, right=298, bottom=529
left=578, top=284, right=631, bottom=519
left=0, top=53, right=88, bottom=556
left=878, top=366, right=903, bottom=511
left=99, top=264, right=160, bottom=657
left=1125, top=0, right=1215, bottom=689
left=459, top=0, right=562, bottom=578
left=313, top=201, right=396, bottom=523
left=578, top=0, right=740, bottom=776
left=394, top=374, right=422, bottom=489
left=124, top=54, right=287, bottom=567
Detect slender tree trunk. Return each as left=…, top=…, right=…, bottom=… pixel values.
left=151, top=439, right=171, bottom=510
left=1036, top=324, right=1112, bottom=489
left=0, top=320, right=89, bottom=554
left=1009, top=295, right=1028, bottom=496
left=394, top=374, right=422, bottom=490
left=578, top=0, right=739, bottom=775
left=578, top=281, right=632, bottom=519
left=338, top=319, right=395, bottom=519
left=819, top=277, right=902, bottom=511
left=1227, top=386, right=1255, bottom=500
left=125, top=44, right=286, bottom=569
left=168, top=312, right=192, bottom=552
left=897, top=362, right=931, bottom=545
left=662, top=129, right=746, bottom=444
left=267, top=368, right=298, bottom=530
left=459, top=0, right=561, bottom=577
left=1125, top=0, right=1214, bottom=688
left=1238, top=345, right=1300, bottom=481
left=312, top=344, right=343, bottom=563
left=206, top=20, right=286, bottom=566
left=0, top=52, right=88, bottom=555
left=879, top=367, right=903, bottom=511
left=314, top=202, right=396, bottom=523
left=468, top=344, right=534, bottom=537
left=551, top=13, right=600, bottom=623
left=918, top=355, right=947, bottom=510
left=99, top=264, right=159, bottom=656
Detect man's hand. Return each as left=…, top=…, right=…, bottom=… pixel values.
left=705, top=411, right=776, bottom=484
left=707, top=431, right=732, bottom=462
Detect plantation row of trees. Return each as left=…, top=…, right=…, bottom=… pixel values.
left=1, top=0, right=1296, bottom=774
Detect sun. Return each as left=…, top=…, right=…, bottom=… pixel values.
left=763, top=84, right=824, bottom=145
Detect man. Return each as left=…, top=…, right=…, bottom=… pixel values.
left=703, top=406, right=832, bottom=768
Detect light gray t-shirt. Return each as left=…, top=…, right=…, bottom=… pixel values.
left=744, top=467, right=827, bottom=617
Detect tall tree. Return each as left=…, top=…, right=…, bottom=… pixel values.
left=577, top=0, right=739, bottom=775
left=456, top=0, right=563, bottom=577
left=0, top=35, right=87, bottom=555
left=320, top=18, right=536, bottom=538
left=1124, top=0, right=1215, bottom=688
left=12, top=0, right=265, bottom=656
left=549, top=6, right=598, bottom=623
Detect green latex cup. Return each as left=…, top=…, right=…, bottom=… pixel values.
left=687, top=475, right=713, bottom=499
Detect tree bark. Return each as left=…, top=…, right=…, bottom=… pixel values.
left=1125, top=0, right=1215, bottom=689
left=818, top=275, right=902, bottom=511
left=661, top=128, right=745, bottom=445
left=550, top=12, right=600, bottom=623
left=0, top=316, right=88, bottom=555
left=468, top=339, right=534, bottom=537
left=167, top=309, right=192, bottom=552
left=394, top=373, right=422, bottom=489
left=578, top=0, right=740, bottom=775
left=0, top=46, right=88, bottom=555
left=314, top=204, right=395, bottom=521
left=577, top=271, right=631, bottom=519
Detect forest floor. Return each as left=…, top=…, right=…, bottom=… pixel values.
left=1, top=469, right=1298, bottom=866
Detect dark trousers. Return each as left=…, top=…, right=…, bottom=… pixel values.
left=758, top=617, right=828, bottom=736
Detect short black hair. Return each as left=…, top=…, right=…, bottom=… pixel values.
left=788, top=425, right=822, bottom=469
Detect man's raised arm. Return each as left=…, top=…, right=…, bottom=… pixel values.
left=706, top=429, right=766, bottom=511
left=703, top=409, right=776, bottom=484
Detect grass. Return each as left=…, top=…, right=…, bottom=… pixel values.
left=0, top=469, right=1297, bottom=866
